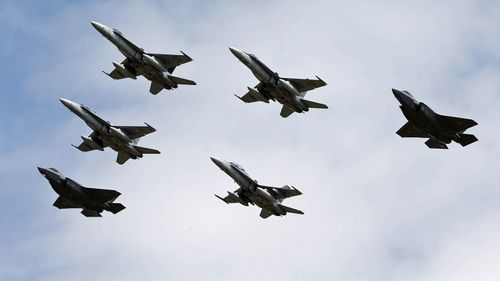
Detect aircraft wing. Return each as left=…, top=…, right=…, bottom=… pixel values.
left=104, top=58, right=139, bottom=80
left=396, top=122, right=429, bottom=138
left=84, top=187, right=121, bottom=203
left=259, top=185, right=302, bottom=199
left=281, top=76, right=327, bottom=93
left=235, top=83, right=269, bottom=103
left=114, top=123, right=156, bottom=139
left=439, top=115, right=478, bottom=132
left=147, top=51, right=193, bottom=71
left=53, top=196, right=80, bottom=209
left=215, top=189, right=246, bottom=204
left=73, top=132, right=107, bottom=152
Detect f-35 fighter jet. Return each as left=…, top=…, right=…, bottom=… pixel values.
left=229, top=47, right=328, bottom=118
left=38, top=167, right=125, bottom=217
left=211, top=157, right=304, bottom=219
left=91, top=21, right=196, bottom=95
left=60, top=98, right=160, bottom=164
left=393, top=88, right=478, bottom=149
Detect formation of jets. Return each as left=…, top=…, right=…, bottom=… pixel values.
left=38, top=21, right=478, bottom=218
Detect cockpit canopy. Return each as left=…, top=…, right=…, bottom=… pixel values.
left=113, top=28, right=122, bottom=35
left=229, top=162, right=245, bottom=172
left=49, top=168, right=60, bottom=174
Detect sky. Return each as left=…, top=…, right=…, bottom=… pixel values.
left=1, top=0, right=500, bottom=280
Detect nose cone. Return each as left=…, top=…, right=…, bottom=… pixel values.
left=59, top=98, right=78, bottom=111
left=37, top=166, right=47, bottom=175
left=392, top=88, right=403, bottom=99
left=91, top=21, right=110, bottom=36
left=229, top=47, right=248, bottom=63
left=210, top=157, right=226, bottom=170
left=392, top=88, right=417, bottom=107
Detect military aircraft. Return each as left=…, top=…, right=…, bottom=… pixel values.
left=60, top=98, right=160, bottom=164
left=38, top=167, right=125, bottom=217
left=91, top=21, right=196, bottom=95
left=393, top=88, right=478, bottom=149
left=229, top=47, right=328, bottom=118
left=211, top=157, right=304, bottom=219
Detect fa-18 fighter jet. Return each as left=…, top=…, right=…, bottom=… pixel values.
left=38, top=167, right=125, bottom=217
left=60, top=98, right=160, bottom=164
left=211, top=157, right=304, bottom=219
left=229, top=47, right=328, bottom=118
left=91, top=21, right=196, bottom=95
left=393, top=88, right=478, bottom=149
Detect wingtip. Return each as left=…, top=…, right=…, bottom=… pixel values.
left=102, top=71, right=114, bottom=79
left=180, top=51, right=193, bottom=61
left=315, top=75, right=327, bottom=85
left=214, top=194, right=229, bottom=204
left=234, top=95, right=246, bottom=103
left=144, top=122, right=156, bottom=131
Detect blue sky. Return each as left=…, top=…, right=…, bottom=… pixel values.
left=1, top=1, right=500, bottom=280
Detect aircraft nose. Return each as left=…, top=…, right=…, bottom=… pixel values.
left=90, top=21, right=108, bottom=35
left=59, top=98, right=76, bottom=110
left=37, top=166, right=46, bottom=174
left=392, top=88, right=402, bottom=97
left=210, top=157, right=225, bottom=169
left=229, top=47, right=245, bottom=60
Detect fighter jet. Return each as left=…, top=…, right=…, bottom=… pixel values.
left=393, top=88, right=478, bottom=149
left=60, top=98, right=160, bottom=164
left=37, top=167, right=125, bottom=217
left=91, top=21, right=196, bottom=95
left=211, top=157, right=304, bottom=219
left=229, top=47, right=328, bottom=118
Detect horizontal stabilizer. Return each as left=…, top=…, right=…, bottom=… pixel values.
left=81, top=209, right=102, bottom=217
left=278, top=204, right=304, bottom=215
left=134, top=145, right=160, bottom=154
left=425, top=139, right=448, bottom=149
left=168, top=75, right=197, bottom=85
left=301, top=99, right=328, bottom=109
left=107, top=203, right=126, bottom=214
left=456, top=134, right=478, bottom=147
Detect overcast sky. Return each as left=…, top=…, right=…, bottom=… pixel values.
left=1, top=0, right=500, bottom=280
